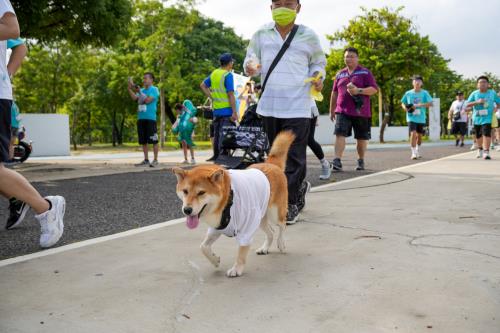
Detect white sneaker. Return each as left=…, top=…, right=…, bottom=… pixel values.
left=416, top=152, right=422, bottom=159
left=190, top=158, right=196, bottom=165
left=36, top=196, right=65, bottom=248
left=411, top=153, right=418, bottom=160
left=319, top=160, right=331, bottom=180
left=470, top=144, right=477, bottom=151
left=476, top=150, right=483, bottom=159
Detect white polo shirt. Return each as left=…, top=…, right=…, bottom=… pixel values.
left=208, top=169, right=270, bottom=246
left=244, top=23, right=326, bottom=119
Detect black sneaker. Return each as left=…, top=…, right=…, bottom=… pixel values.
left=135, top=159, right=150, bottom=167
left=460, top=142, right=464, bottom=147
left=286, top=204, right=299, bottom=225
left=297, top=181, right=311, bottom=212
left=332, top=158, right=343, bottom=172
left=206, top=156, right=216, bottom=162
left=455, top=139, right=460, bottom=147
left=356, top=159, right=365, bottom=171
left=6, top=198, right=30, bottom=230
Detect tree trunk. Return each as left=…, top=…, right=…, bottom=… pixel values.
left=379, top=101, right=390, bottom=143
left=118, top=115, right=125, bottom=145
left=87, top=109, right=92, bottom=146
left=71, top=107, right=78, bottom=150
left=112, top=110, right=117, bottom=147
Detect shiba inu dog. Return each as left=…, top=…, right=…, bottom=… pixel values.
left=173, top=131, right=295, bottom=277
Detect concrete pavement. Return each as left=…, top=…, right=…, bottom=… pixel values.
left=1, top=150, right=499, bottom=333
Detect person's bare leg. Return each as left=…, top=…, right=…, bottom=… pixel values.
left=417, top=133, right=423, bottom=146
left=142, top=144, right=149, bottom=161
left=8, top=136, right=15, bottom=160
left=483, top=136, right=491, bottom=151
left=189, top=146, right=195, bottom=160
left=334, top=135, right=346, bottom=159
left=0, top=165, right=49, bottom=214
left=356, top=139, right=368, bottom=160
left=181, top=141, right=188, bottom=161
left=410, top=131, right=418, bottom=148
left=477, top=136, right=483, bottom=150
left=153, top=143, right=159, bottom=161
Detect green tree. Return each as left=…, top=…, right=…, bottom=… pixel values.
left=11, top=0, right=133, bottom=46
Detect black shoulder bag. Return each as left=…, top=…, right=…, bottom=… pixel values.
left=260, top=24, right=299, bottom=96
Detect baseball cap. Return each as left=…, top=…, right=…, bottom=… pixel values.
left=220, top=53, right=234, bottom=66
left=456, top=91, right=464, bottom=95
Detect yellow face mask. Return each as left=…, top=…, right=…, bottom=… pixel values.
left=272, top=7, right=297, bottom=26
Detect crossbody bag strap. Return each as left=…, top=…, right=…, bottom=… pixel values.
left=261, top=24, right=299, bottom=95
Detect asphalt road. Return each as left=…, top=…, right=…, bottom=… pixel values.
left=0, top=144, right=469, bottom=259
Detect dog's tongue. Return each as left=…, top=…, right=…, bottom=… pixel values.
left=186, top=215, right=200, bottom=229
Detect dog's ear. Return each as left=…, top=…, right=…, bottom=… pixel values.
left=172, top=167, right=186, bottom=183
left=209, top=169, right=224, bottom=183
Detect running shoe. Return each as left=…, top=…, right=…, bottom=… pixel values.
left=331, top=158, right=343, bottom=172
left=356, top=159, right=365, bottom=171
left=150, top=160, right=159, bottom=167
left=286, top=204, right=299, bottom=225
left=36, top=196, right=65, bottom=248
left=476, top=150, right=483, bottom=159
left=5, top=198, right=30, bottom=230
left=319, top=160, right=331, bottom=180
left=135, top=159, right=150, bottom=167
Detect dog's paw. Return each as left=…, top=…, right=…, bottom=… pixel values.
left=209, top=254, right=221, bottom=268
left=226, top=265, right=244, bottom=278
left=277, top=238, right=286, bottom=253
left=256, top=247, right=269, bottom=255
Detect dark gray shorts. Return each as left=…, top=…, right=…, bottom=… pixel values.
left=0, top=99, right=12, bottom=163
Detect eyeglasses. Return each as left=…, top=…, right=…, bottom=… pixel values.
left=272, top=1, right=299, bottom=9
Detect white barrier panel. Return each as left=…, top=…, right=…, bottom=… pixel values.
left=314, top=115, right=409, bottom=144
left=429, top=98, right=441, bottom=141
left=20, top=114, right=70, bottom=157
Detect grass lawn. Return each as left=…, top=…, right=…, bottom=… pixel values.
left=71, top=141, right=213, bottom=155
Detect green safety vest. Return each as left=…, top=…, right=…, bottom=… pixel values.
left=210, top=68, right=231, bottom=110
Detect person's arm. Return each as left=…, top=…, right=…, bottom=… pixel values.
left=0, top=11, right=19, bottom=40
left=200, top=79, right=212, bottom=99
left=349, top=86, right=378, bottom=96
left=127, top=86, right=139, bottom=101
left=347, top=70, right=378, bottom=96
left=448, top=104, right=454, bottom=120
left=244, top=31, right=261, bottom=77
left=329, top=90, right=338, bottom=121
left=415, top=92, right=433, bottom=108
left=309, top=31, right=327, bottom=92
left=228, top=91, right=238, bottom=121
left=7, top=43, right=26, bottom=77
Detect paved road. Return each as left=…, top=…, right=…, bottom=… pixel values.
left=0, top=144, right=469, bottom=259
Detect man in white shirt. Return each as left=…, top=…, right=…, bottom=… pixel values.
left=0, top=0, right=66, bottom=247
left=244, top=0, right=326, bottom=224
left=447, top=91, right=468, bottom=147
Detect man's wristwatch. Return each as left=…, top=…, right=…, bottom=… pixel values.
left=357, top=88, right=363, bottom=94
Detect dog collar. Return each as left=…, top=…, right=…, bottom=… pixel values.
left=216, top=190, right=234, bottom=230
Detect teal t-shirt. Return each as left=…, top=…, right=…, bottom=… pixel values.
left=137, top=86, right=159, bottom=121
left=401, top=89, right=433, bottom=124
left=7, top=38, right=24, bottom=49
left=466, top=89, right=500, bottom=126
left=11, top=102, right=20, bottom=128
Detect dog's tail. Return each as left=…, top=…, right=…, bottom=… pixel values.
left=266, top=130, right=296, bottom=171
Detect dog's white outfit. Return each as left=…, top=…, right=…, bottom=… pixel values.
left=208, top=169, right=270, bottom=246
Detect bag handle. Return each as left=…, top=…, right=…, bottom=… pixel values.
left=261, top=24, right=299, bottom=95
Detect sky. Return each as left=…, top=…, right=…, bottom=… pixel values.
left=197, top=0, right=500, bottom=79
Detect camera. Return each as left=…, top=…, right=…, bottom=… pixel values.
left=405, top=104, right=415, bottom=113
